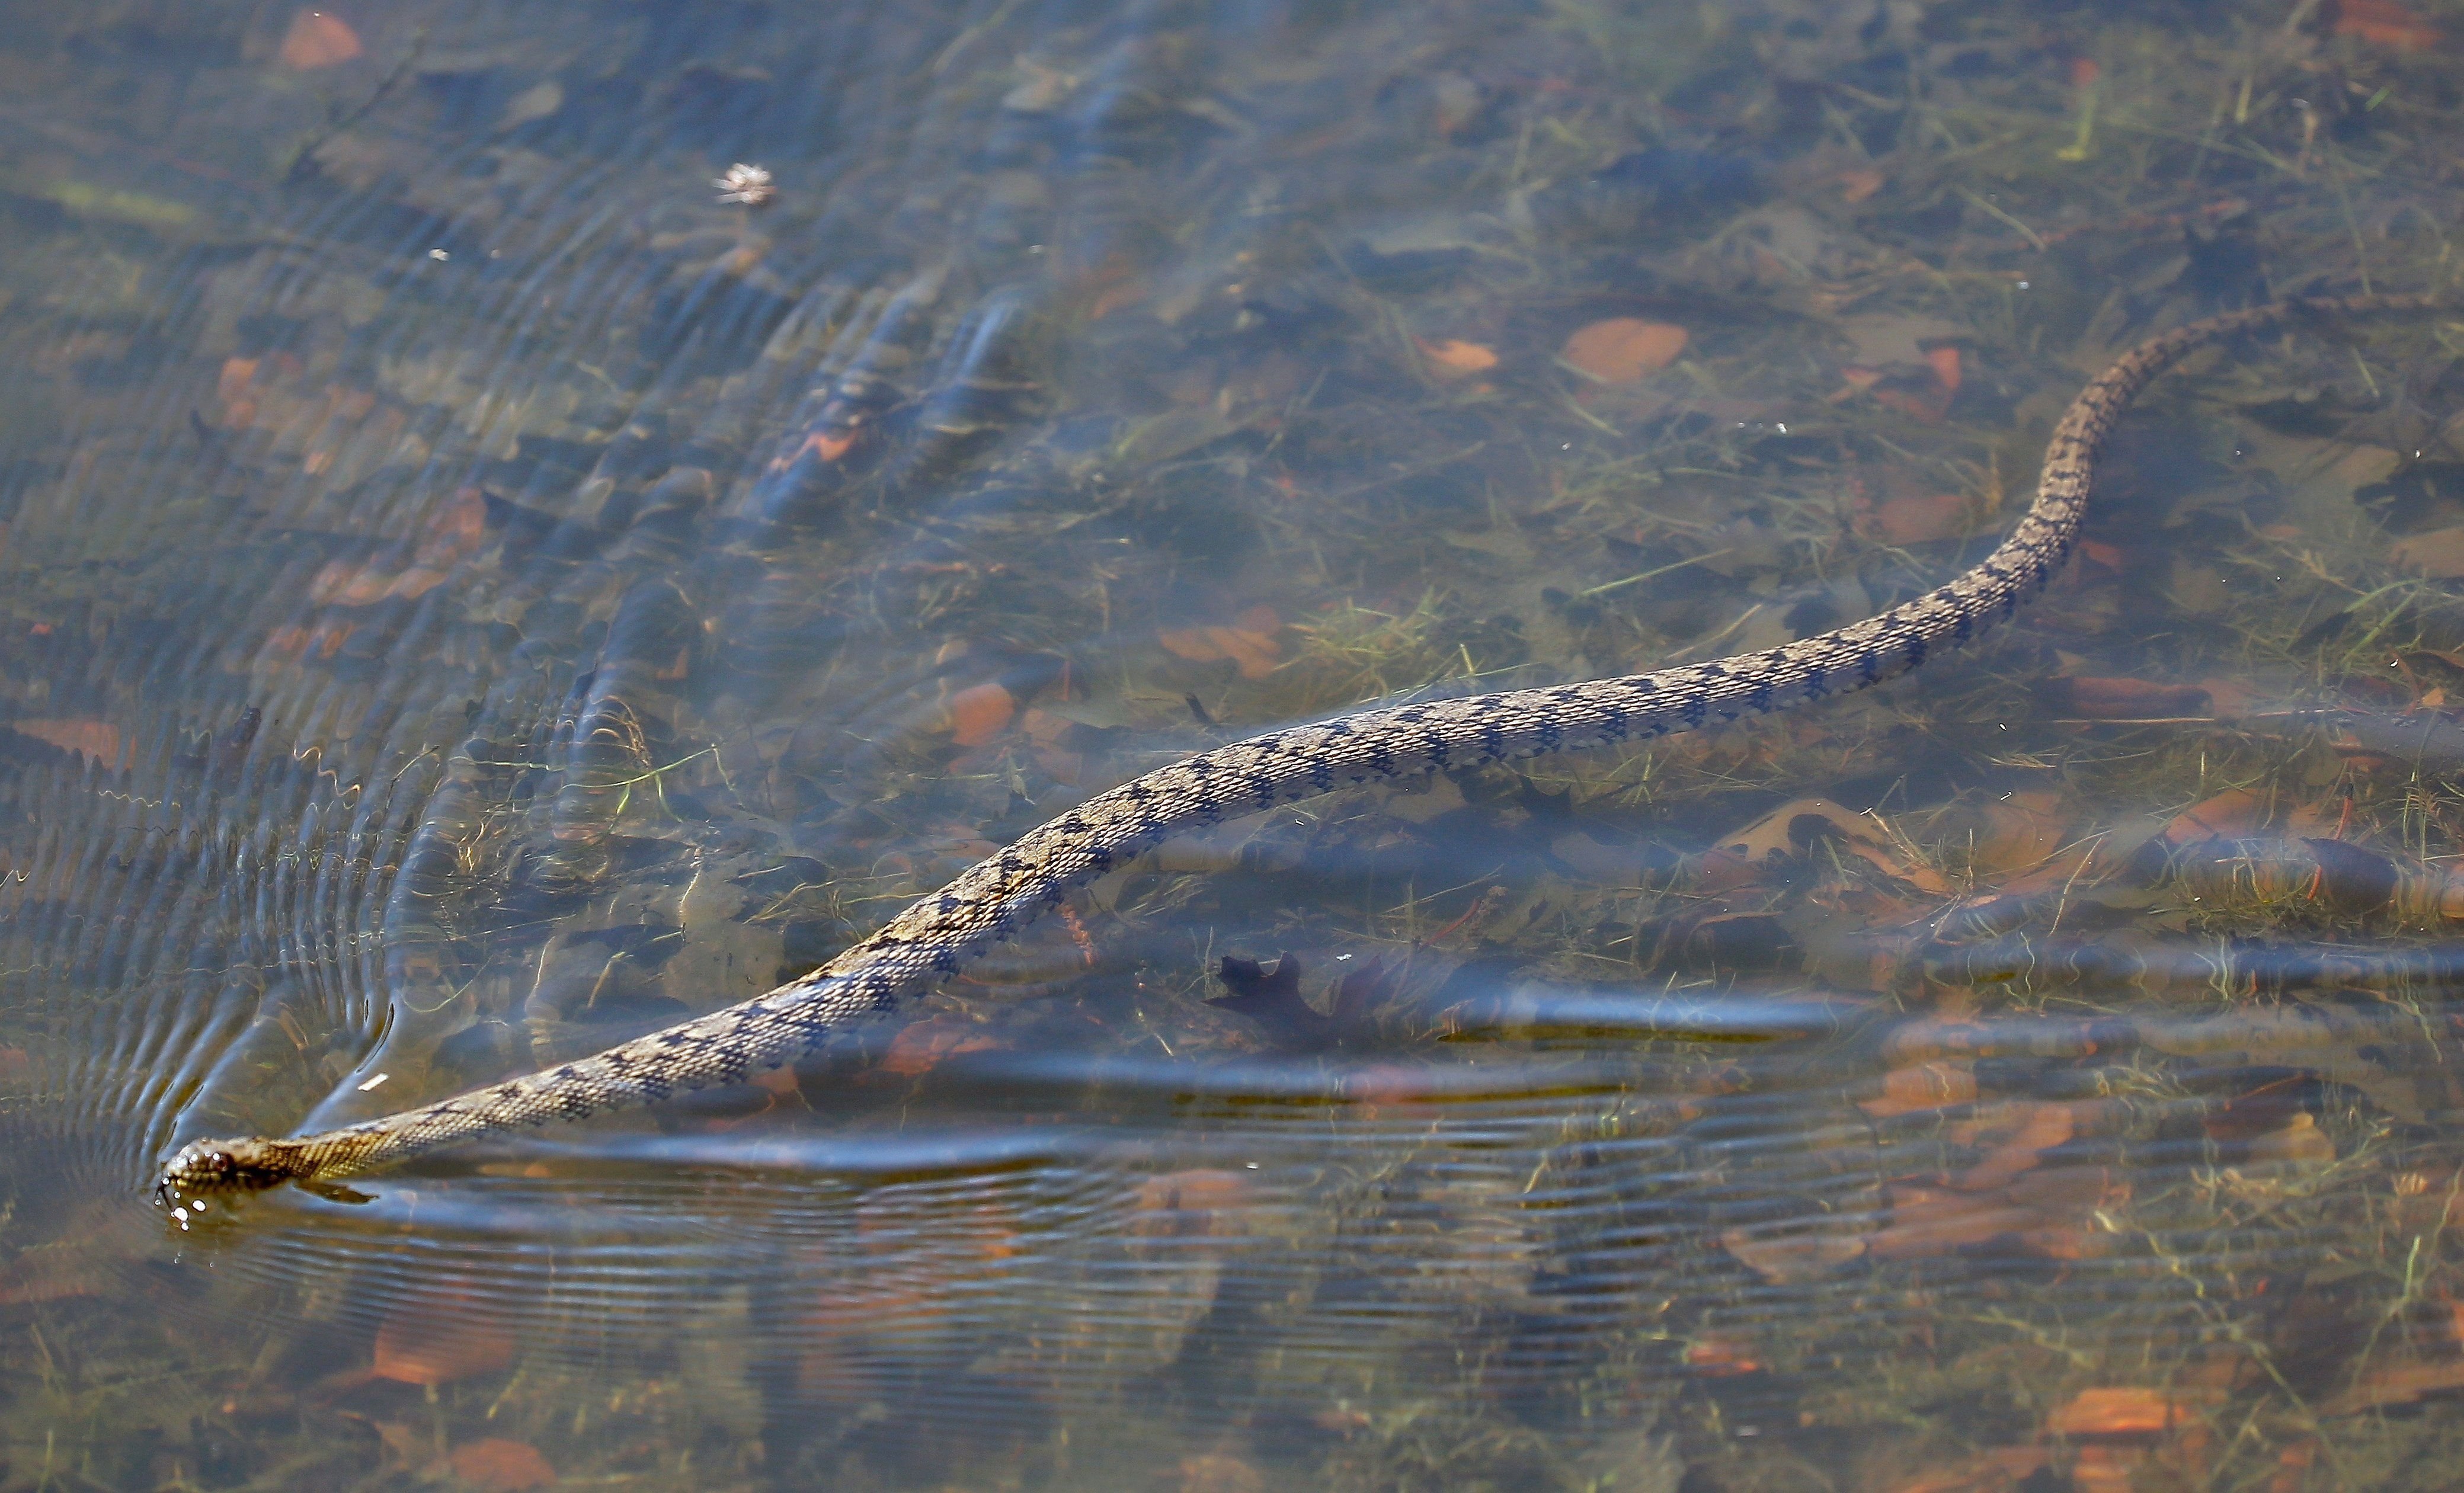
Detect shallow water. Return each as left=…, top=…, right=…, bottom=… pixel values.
left=7, top=0, right=2464, bottom=1487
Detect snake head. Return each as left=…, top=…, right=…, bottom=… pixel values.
left=153, top=1138, right=313, bottom=1207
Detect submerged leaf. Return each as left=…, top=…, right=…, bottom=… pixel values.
left=1560, top=319, right=1688, bottom=382
left=447, top=1439, right=557, bottom=1491
left=2046, top=1387, right=2213, bottom=1437
left=279, top=9, right=364, bottom=68
left=373, top=1292, right=517, bottom=1386
left=946, top=681, right=1016, bottom=746
left=2332, top=0, right=2444, bottom=49
left=1416, top=337, right=1500, bottom=379
left=9, top=719, right=121, bottom=767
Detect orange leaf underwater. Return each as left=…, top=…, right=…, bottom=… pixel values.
left=279, top=9, right=363, bottom=68
left=447, top=1439, right=557, bottom=1491
left=2333, top=0, right=2443, bottom=49
left=946, top=681, right=1016, bottom=746
left=1560, top=319, right=1688, bottom=382
left=372, top=1292, right=517, bottom=1386
left=1416, top=337, right=1500, bottom=379
left=9, top=719, right=123, bottom=768
left=1160, top=605, right=1283, bottom=679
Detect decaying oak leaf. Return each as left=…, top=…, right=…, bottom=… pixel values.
left=1860, top=1059, right=1977, bottom=1119
left=876, top=1015, right=1003, bottom=1077
left=1416, top=337, right=1500, bottom=379
left=1719, top=1220, right=1869, bottom=1281
left=1970, top=791, right=2072, bottom=874
left=1857, top=492, right=1971, bottom=545
left=1956, top=1101, right=2078, bottom=1191
left=1867, top=1185, right=2038, bottom=1258
left=2046, top=1386, right=2215, bottom=1437
left=1560, top=319, right=1688, bottom=383
left=9, top=719, right=122, bottom=767
left=945, top=681, right=1016, bottom=746
left=279, top=9, right=363, bottom=68
left=2160, top=787, right=2268, bottom=844
left=1925, top=344, right=1963, bottom=395
left=1131, top=1169, right=1255, bottom=1239
left=446, top=1438, right=557, bottom=1491
left=1681, top=1331, right=1764, bottom=1376
left=2044, top=676, right=2213, bottom=719
left=1160, top=606, right=1282, bottom=680
left=2390, top=526, right=2464, bottom=576
left=2332, top=0, right=2444, bottom=49
left=1179, top=1454, right=1267, bottom=1493
left=373, top=1292, right=517, bottom=1385
left=1886, top=1446, right=2049, bottom=1493
left=1714, top=797, right=1951, bottom=893
left=2322, top=1356, right=2464, bottom=1415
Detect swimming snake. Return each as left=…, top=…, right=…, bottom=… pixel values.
left=153, top=291, right=2434, bottom=1204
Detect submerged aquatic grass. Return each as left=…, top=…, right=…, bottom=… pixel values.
left=7, top=0, right=2464, bottom=1486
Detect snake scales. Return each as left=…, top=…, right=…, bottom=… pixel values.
left=154, top=291, right=2430, bottom=1204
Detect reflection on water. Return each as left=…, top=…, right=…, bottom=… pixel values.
left=5, top=0, right=2464, bottom=1485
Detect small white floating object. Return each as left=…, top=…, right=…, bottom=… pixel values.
left=713, top=163, right=775, bottom=207
left=357, top=1072, right=391, bottom=1091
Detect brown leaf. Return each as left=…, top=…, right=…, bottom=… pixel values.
left=1860, top=1059, right=1977, bottom=1119
left=1888, top=1447, right=2050, bottom=1493
left=1179, top=1454, right=1266, bottom=1493
left=2243, top=1111, right=2337, bottom=1165
left=1560, top=319, right=1689, bottom=383
left=2045, top=676, right=2213, bottom=718
left=2161, top=787, right=2269, bottom=844
left=1713, top=798, right=1951, bottom=893
left=10, top=719, right=122, bottom=768
left=1872, top=384, right=1953, bottom=422
left=2046, top=1387, right=2213, bottom=1437
left=372, top=1292, right=516, bottom=1386
left=0, top=1245, right=110, bottom=1305
left=2391, top=526, right=2464, bottom=576
left=1160, top=607, right=1282, bottom=679
left=1838, top=169, right=1885, bottom=203
left=447, top=1439, right=557, bottom=1491
left=1132, top=1169, right=1255, bottom=1239
left=1719, top=1222, right=1868, bottom=1282
left=1925, top=345, right=1963, bottom=396
left=217, top=356, right=258, bottom=404
left=1957, top=1101, right=2077, bottom=1191
left=946, top=681, right=1015, bottom=746
left=418, top=486, right=488, bottom=567
left=1416, top=337, right=1500, bottom=379
left=1682, top=1331, right=1764, bottom=1376
left=2333, top=0, right=2444, bottom=48
left=855, top=1191, right=1017, bottom=1263
left=1868, top=1185, right=2037, bottom=1258
left=279, top=9, right=364, bottom=68
left=1971, top=792, right=2072, bottom=874
left=1858, top=492, right=1972, bottom=546
left=876, top=1015, right=1001, bottom=1077
left=2321, top=1356, right=2464, bottom=1415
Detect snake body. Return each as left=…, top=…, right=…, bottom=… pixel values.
left=154, top=293, right=2427, bottom=1203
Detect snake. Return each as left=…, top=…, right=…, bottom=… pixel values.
left=153, top=291, right=2432, bottom=1204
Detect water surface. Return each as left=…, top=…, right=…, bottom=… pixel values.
left=5, top=0, right=2464, bottom=1488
